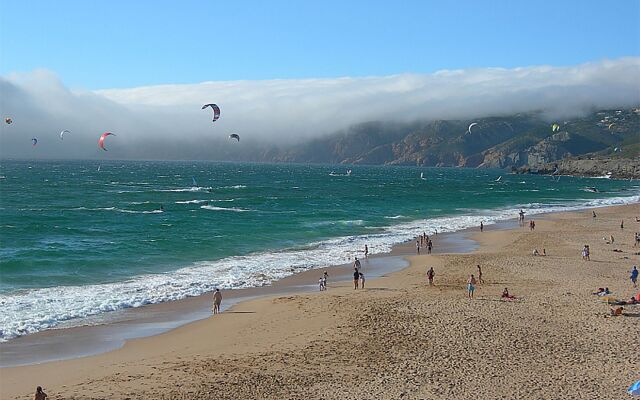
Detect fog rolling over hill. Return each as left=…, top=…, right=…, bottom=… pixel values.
left=2, top=58, right=640, bottom=161
left=261, top=108, right=640, bottom=169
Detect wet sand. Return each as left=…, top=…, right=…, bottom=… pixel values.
left=1, top=204, right=639, bottom=399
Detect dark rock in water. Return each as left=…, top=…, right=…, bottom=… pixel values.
left=516, top=158, right=640, bottom=179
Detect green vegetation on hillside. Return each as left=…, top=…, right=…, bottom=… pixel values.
left=264, top=108, right=640, bottom=168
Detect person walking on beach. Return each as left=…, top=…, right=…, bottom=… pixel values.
left=323, top=271, right=329, bottom=285
left=581, top=245, right=590, bottom=261
left=477, top=265, right=484, bottom=284
left=359, top=272, right=366, bottom=289
left=212, top=288, right=223, bottom=314
left=364, top=244, right=369, bottom=258
left=631, top=265, right=638, bottom=288
left=416, top=240, right=420, bottom=254
left=467, top=275, right=477, bottom=299
left=427, top=267, right=435, bottom=286
left=354, top=257, right=361, bottom=271
left=34, top=386, right=47, bottom=400
left=353, top=268, right=360, bottom=289
left=635, top=232, right=640, bottom=247
left=426, top=239, right=432, bottom=254
left=592, top=210, right=597, bottom=220
left=519, top=209, right=525, bottom=225
left=480, top=221, right=484, bottom=232
left=621, top=220, right=624, bottom=230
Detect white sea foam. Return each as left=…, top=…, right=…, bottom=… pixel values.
left=200, top=205, right=250, bottom=212
left=159, top=187, right=212, bottom=192
left=220, top=185, right=247, bottom=189
left=175, top=199, right=208, bottom=204
left=0, top=193, right=638, bottom=341
left=117, top=209, right=163, bottom=214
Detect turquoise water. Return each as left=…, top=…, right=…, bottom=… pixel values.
left=0, top=160, right=637, bottom=340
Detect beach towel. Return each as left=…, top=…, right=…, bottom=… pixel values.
left=629, top=379, right=640, bottom=396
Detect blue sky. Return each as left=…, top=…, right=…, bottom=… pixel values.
left=1, top=0, right=639, bottom=89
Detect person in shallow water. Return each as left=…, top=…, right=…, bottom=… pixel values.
left=212, top=288, right=223, bottom=314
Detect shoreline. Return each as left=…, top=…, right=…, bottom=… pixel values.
left=1, top=203, right=639, bottom=398
left=0, top=226, right=479, bottom=367
left=1, top=170, right=637, bottom=351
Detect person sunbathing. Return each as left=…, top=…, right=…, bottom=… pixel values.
left=610, top=306, right=624, bottom=316
left=593, top=287, right=611, bottom=296
left=502, top=288, right=516, bottom=300
left=611, top=297, right=639, bottom=306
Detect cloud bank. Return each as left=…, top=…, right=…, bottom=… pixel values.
left=1, top=58, right=639, bottom=160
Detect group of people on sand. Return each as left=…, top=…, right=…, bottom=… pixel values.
left=532, top=248, right=547, bottom=256
left=466, top=265, right=485, bottom=298
left=581, top=244, right=591, bottom=261
left=353, top=257, right=365, bottom=289
left=319, top=271, right=329, bottom=291
left=424, top=259, right=518, bottom=301
left=417, top=232, right=433, bottom=255
left=594, top=265, right=640, bottom=317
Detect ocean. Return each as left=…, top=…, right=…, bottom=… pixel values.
left=0, top=159, right=638, bottom=341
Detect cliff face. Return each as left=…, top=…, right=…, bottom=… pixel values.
left=264, top=108, right=639, bottom=169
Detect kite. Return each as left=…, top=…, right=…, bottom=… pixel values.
left=229, top=133, right=240, bottom=142
left=98, top=132, right=115, bottom=151
left=60, top=130, right=70, bottom=140
left=4, top=117, right=12, bottom=124
left=31, top=138, right=38, bottom=146
left=202, top=104, right=221, bottom=122
left=467, top=122, right=478, bottom=134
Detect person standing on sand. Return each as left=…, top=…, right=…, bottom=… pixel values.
left=427, top=267, right=435, bottom=286
left=364, top=244, right=369, bottom=258
left=34, top=386, right=47, bottom=400
left=353, top=268, right=360, bottom=289
left=477, top=265, right=484, bottom=284
left=416, top=240, right=420, bottom=254
left=212, top=288, right=223, bottom=314
left=467, top=275, right=477, bottom=299
left=359, top=272, right=366, bottom=289
left=323, top=271, right=329, bottom=285
left=621, top=220, right=624, bottom=230
left=354, top=257, right=361, bottom=271
left=480, top=221, right=484, bottom=232
left=631, top=266, right=638, bottom=288
left=427, top=239, right=432, bottom=254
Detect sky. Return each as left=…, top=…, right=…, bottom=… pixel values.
left=0, top=0, right=639, bottom=160
left=1, top=0, right=638, bottom=89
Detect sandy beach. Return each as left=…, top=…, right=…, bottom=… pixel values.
left=2, top=204, right=639, bottom=399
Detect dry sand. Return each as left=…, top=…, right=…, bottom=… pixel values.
left=2, top=204, right=639, bottom=399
